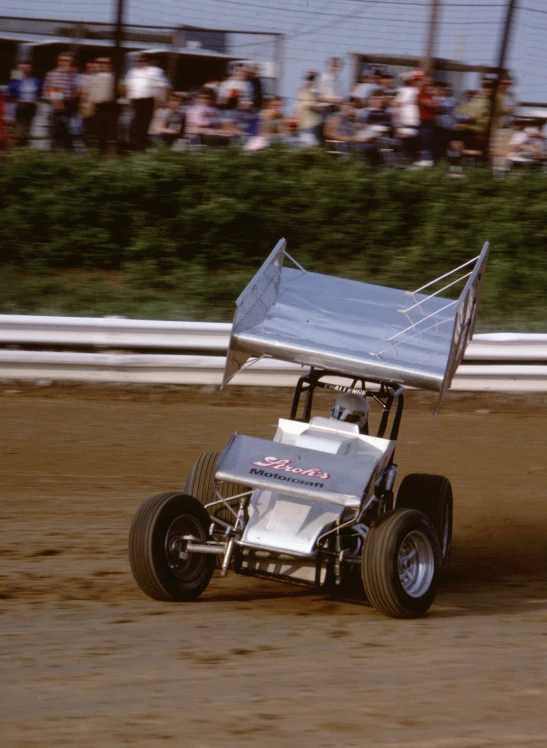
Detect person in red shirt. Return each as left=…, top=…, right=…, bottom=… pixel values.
left=416, top=71, right=438, bottom=165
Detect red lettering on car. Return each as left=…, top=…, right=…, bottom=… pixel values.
left=251, top=456, right=330, bottom=480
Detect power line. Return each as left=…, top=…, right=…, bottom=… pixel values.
left=520, top=5, right=547, bottom=15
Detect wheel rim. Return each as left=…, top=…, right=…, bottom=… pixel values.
left=165, top=514, right=207, bottom=583
left=397, top=530, right=435, bottom=598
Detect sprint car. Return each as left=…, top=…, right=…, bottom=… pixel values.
left=129, top=239, right=489, bottom=618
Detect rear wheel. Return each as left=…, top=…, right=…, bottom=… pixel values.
left=362, top=508, right=440, bottom=618
left=128, top=492, right=215, bottom=601
left=396, top=473, right=453, bottom=574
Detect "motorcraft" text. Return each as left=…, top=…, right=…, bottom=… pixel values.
left=249, top=468, right=325, bottom=488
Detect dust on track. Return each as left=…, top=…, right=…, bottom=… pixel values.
left=1, top=384, right=546, bottom=747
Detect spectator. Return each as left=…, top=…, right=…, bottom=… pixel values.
left=453, top=81, right=492, bottom=160
left=296, top=71, right=321, bottom=146
left=352, top=68, right=379, bottom=107
left=380, top=73, right=398, bottom=101
left=245, top=96, right=286, bottom=151
left=156, top=93, right=185, bottom=147
left=317, top=56, right=343, bottom=107
left=324, top=97, right=379, bottom=164
left=453, top=89, right=476, bottom=127
left=490, top=74, right=517, bottom=168
left=315, top=56, right=344, bottom=144
left=219, top=64, right=253, bottom=133
left=123, top=54, right=169, bottom=151
left=416, top=71, right=438, bottom=165
left=433, top=81, right=456, bottom=161
left=358, top=94, right=392, bottom=130
left=246, top=64, right=264, bottom=136
left=283, top=118, right=305, bottom=148
left=44, top=51, right=79, bottom=151
left=8, top=61, right=42, bottom=146
left=186, top=87, right=231, bottom=146
left=259, top=96, right=286, bottom=138
left=78, top=60, right=99, bottom=148
left=372, top=68, right=384, bottom=90
left=86, top=57, right=116, bottom=155
left=507, top=121, right=546, bottom=168
left=357, top=95, right=400, bottom=165
left=494, top=74, right=517, bottom=130
left=392, top=73, right=420, bottom=161
left=247, top=64, right=264, bottom=110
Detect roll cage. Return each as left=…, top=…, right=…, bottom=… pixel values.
left=289, top=368, right=405, bottom=442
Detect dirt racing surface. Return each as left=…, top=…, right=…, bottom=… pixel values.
left=1, top=384, right=546, bottom=747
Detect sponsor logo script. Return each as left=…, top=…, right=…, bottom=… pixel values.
left=251, top=456, right=330, bottom=480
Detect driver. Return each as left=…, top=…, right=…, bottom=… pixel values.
left=331, top=392, right=369, bottom=433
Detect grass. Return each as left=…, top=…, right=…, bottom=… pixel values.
left=0, top=266, right=545, bottom=331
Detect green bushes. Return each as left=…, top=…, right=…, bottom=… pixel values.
left=0, top=148, right=546, bottom=327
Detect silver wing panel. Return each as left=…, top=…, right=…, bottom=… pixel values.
left=223, top=239, right=489, bottom=411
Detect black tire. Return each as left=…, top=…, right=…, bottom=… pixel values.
left=129, top=492, right=215, bottom=602
left=185, top=451, right=250, bottom=525
left=362, top=508, right=441, bottom=618
left=396, top=473, right=453, bottom=574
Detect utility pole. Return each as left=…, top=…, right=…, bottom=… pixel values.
left=485, top=0, right=518, bottom=159
left=423, top=0, right=440, bottom=73
left=112, top=0, right=126, bottom=148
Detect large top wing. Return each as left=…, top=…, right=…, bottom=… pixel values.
left=223, top=239, right=489, bottom=412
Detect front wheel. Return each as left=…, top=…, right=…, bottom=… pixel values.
left=361, top=508, right=441, bottom=618
left=129, top=492, right=215, bottom=601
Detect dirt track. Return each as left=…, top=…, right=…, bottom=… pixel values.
left=1, top=384, right=546, bottom=747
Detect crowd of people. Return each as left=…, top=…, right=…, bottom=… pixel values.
left=305, top=57, right=545, bottom=170
left=1, top=51, right=546, bottom=171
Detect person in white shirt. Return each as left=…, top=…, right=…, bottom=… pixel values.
left=317, top=57, right=343, bottom=106
left=314, top=57, right=344, bottom=144
left=218, top=64, right=252, bottom=131
left=85, top=57, right=116, bottom=154
left=507, top=123, right=546, bottom=167
left=392, top=73, right=421, bottom=160
left=123, top=55, right=169, bottom=151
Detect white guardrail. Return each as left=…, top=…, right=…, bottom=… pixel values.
left=0, top=315, right=546, bottom=391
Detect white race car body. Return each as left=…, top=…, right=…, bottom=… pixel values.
left=215, top=417, right=395, bottom=584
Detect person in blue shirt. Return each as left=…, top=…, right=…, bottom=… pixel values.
left=433, top=81, right=456, bottom=162
left=8, top=61, right=42, bottom=146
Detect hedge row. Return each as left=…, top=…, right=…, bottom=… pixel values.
left=0, top=148, right=546, bottom=326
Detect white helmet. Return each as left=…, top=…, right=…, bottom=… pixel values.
left=331, top=393, right=369, bottom=430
